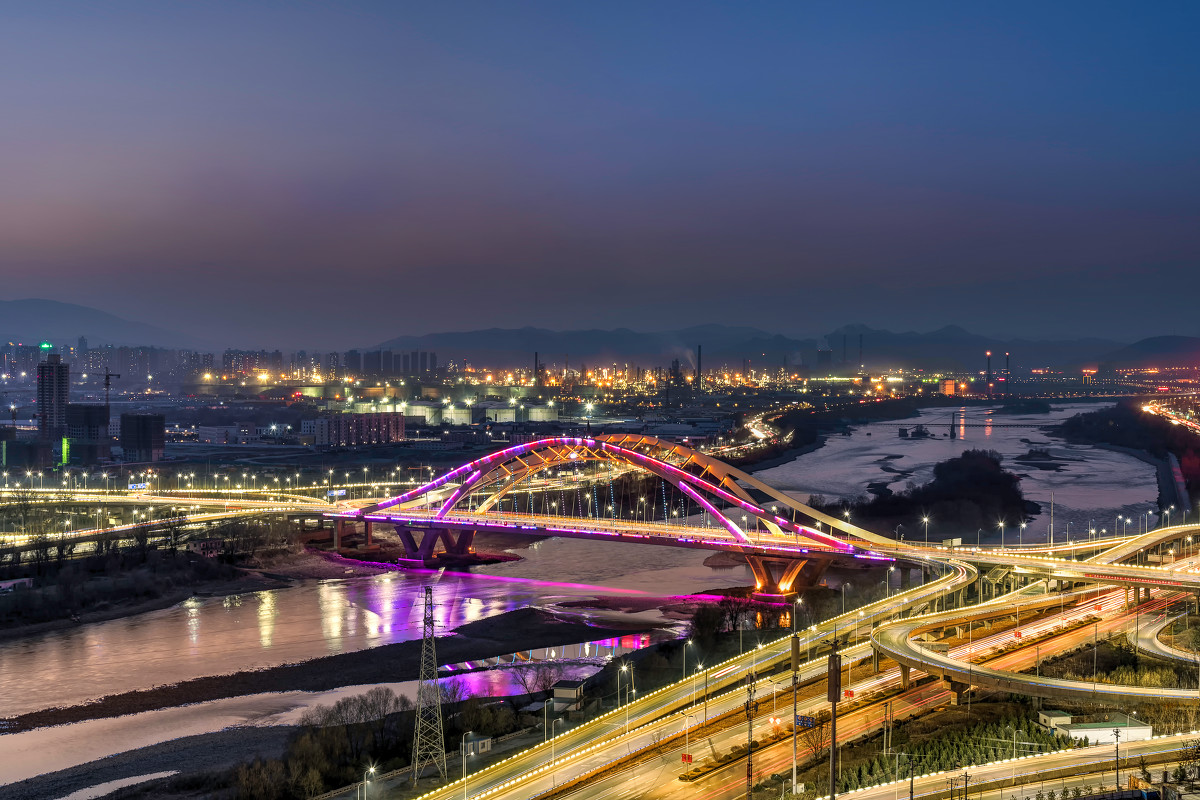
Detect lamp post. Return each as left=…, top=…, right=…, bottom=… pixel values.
left=550, top=718, right=564, bottom=764
left=682, top=712, right=697, bottom=772
left=922, top=516, right=930, bottom=546
left=461, top=731, right=472, bottom=800
left=842, top=583, right=851, bottom=616
left=361, top=765, right=375, bottom=799
left=617, top=664, right=630, bottom=733
left=1113, top=728, right=1121, bottom=789
left=683, top=639, right=693, bottom=682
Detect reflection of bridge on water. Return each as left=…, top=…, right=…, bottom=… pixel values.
left=328, top=434, right=913, bottom=600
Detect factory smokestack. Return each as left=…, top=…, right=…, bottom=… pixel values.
left=696, top=345, right=702, bottom=391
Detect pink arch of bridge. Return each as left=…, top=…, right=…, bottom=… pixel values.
left=356, top=436, right=852, bottom=553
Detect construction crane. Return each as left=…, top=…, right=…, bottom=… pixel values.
left=103, top=370, right=121, bottom=409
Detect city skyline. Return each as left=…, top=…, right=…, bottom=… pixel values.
left=0, top=3, right=1197, bottom=346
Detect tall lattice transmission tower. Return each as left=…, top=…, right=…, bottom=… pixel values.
left=411, top=586, right=447, bottom=784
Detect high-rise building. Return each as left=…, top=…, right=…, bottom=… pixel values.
left=120, top=413, right=165, bottom=463
left=363, top=350, right=381, bottom=374
left=36, top=346, right=69, bottom=441
left=66, top=404, right=111, bottom=463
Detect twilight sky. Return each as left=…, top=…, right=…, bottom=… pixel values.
left=1, top=2, right=1197, bottom=348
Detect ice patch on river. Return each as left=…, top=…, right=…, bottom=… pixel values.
left=755, top=402, right=1159, bottom=545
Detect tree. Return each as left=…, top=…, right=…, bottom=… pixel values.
left=29, top=535, right=52, bottom=575
left=54, top=538, right=76, bottom=566
left=799, top=709, right=833, bottom=789
left=689, top=603, right=724, bottom=647
left=1182, top=739, right=1200, bottom=789
left=236, top=757, right=286, bottom=800
left=439, top=677, right=469, bottom=705
left=133, top=523, right=151, bottom=559
left=718, top=596, right=754, bottom=634
left=511, top=662, right=563, bottom=695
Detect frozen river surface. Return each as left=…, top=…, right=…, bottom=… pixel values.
left=756, top=402, right=1160, bottom=545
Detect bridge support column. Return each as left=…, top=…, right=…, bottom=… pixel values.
left=900, top=664, right=911, bottom=690
left=745, top=554, right=830, bottom=601
left=334, top=520, right=347, bottom=549
left=943, top=679, right=969, bottom=705
left=393, top=526, right=478, bottom=566
left=364, top=521, right=373, bottom=546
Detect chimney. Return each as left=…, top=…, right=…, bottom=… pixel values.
left=696, top=345, right=702, bottom=391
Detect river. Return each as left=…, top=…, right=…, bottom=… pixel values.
left=756, top=401, right=1160, bottom=545
left=0, top=539, right=730, bottom=718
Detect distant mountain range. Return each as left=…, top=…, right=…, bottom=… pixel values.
left=0, top=299, right=199, bottom=348
left=1098, top=336, right=1200, bottom=369
left=2, top=298, right=1197, bottom=371
left=376, top=324, right=1141, bottom=372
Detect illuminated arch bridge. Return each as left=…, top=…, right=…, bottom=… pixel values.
left=327, top=434, right=897, bottom=598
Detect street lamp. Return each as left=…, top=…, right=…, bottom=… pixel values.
left=361, top=765, right=375, bottom=799
left=683, top=639, right=693, bottom=682
left=550, top=718, right=565, bottom=765
left=922, top=515, right=930, bottom=546
left=842, top=583, right=851, bottom=615
left=617, top=664, right=630, bottom=733
left=461, top=730, right=472, bottom=800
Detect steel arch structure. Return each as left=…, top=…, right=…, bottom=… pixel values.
left=337, top=435, right=886, bottom=596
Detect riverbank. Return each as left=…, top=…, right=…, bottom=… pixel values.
left=738, top=434, right=828, bottom=474
left=0, top=606, right=653, bottom=733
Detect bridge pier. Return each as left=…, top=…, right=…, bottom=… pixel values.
left=393, top=526, right=477, bottom=566
left=942, top=679, right=970, bottom=705
left=745, top=554, right=830, bottom=601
